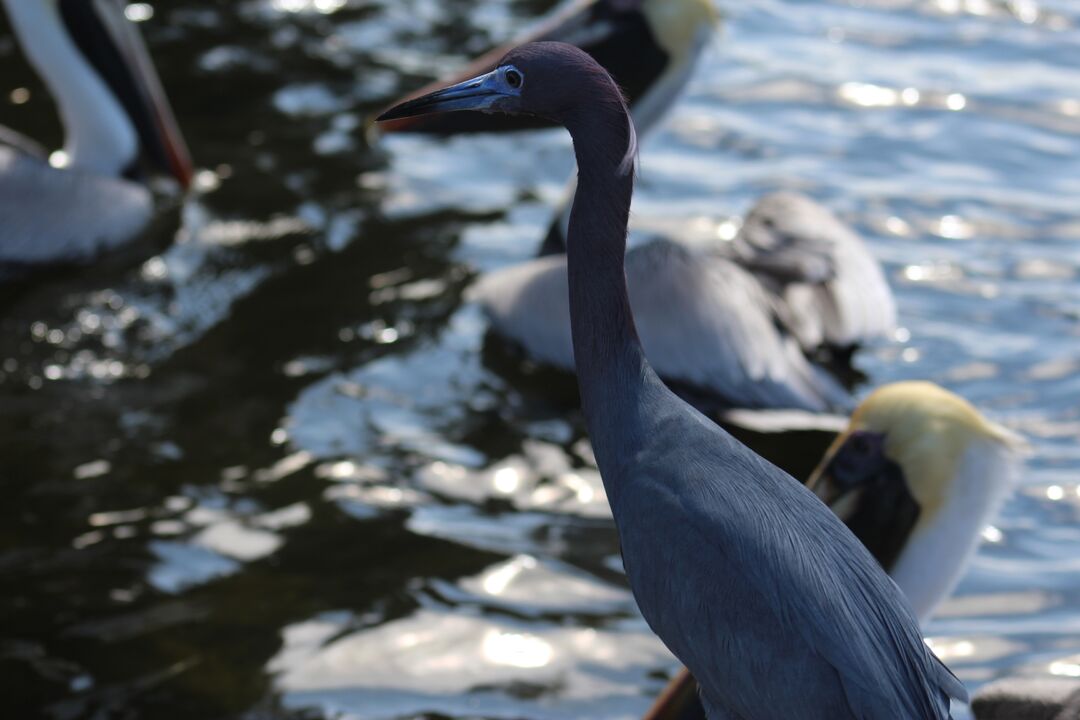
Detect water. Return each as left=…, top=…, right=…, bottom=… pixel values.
left=1, top=0, right=1079, bottom=717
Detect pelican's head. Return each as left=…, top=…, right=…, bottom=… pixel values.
left=3, top=0, right=192, bottom=186
left=734, top=192, right=852, bottom=283
left=639, top=0, right=719, bottom=66
left=808, top=381, right=1023, bottom=620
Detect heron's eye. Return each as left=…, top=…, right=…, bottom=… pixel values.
left=505, top=69, right=522, bottom=89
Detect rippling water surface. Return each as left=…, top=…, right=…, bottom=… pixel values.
left=2, top=1, right=1079, bottom=718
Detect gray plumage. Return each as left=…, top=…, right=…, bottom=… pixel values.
left=731, top=192, right=897, bottom=350
left=0, top=145, right=153, bottom=267
left=615, top=404, right=965, bottom=717
left=469, top=238, right=850, bottom=411
left=378, top=41, right=964, bottom=719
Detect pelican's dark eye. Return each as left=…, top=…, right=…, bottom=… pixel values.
left=850, top=434, right=871, bottom=455
left=505, top=69, right=522, bottom=89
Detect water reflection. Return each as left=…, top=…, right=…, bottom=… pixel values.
left=269, top=557, right=670, bottom=719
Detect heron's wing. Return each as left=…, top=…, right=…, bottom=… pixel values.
left=730, top=193, right=896, bottom=348
left=0, top=146, right=153, bottom=266
left=624, top=240, right=848, bottom=411
left=469, top=241, right=850, bottom=411
left=679, top=447, right=965, bottom=717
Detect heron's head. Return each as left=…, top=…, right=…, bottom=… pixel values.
left=807, top=381, right=1022, bottom=574
left=377, top=42, right=626, bottom=126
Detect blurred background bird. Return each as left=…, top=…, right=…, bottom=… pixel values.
left=644, top=380, right=1023, bottom=720
left=470, top=191, right=894, bottom=411
left=0, top=0, right=191, bottom=276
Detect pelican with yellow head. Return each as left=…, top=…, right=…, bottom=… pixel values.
left=644, top=381, right=1024, bottom=720
left=809, top=380, right=1023, bottom=620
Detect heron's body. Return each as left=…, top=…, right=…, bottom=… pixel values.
left=378, top=41, right=965, bottom=719
left=0, top=0, right=190, bottom=271
left=612, top=401, right=959, bottom=718
left=644, top=380, right=1022, bottom=719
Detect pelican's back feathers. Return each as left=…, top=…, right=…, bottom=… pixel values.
left=469, top=239, right=850, bottom=411
left=733, top=192, right=896, bottom=349
left=0, top=146, right=152, bottom=267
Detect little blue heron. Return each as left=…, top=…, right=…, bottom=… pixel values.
left=0, top=0, right=191, bottom=271
left=379, top=42, right=967, bottom=718
left=644, top=380, right=1022, bottom=719
left=376, top=0, right=717, bottom=138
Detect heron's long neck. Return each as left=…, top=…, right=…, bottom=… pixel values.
left=2, top=0, right=136, bottom=176
left=564, top=110, right=651, bottom=474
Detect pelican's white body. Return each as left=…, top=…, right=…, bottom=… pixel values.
left=2, top=0, right=137, bottom=175
left=892, top=437, right=1018, bottom=621
left=0, top=0, right=160, bottom=266
left=470, top=240, right=851, bottom=411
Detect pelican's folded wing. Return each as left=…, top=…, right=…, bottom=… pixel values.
left=730, top=192, right=896, bottom=349
left=467, top=254, right=579, bottom=371
left=0, top=147, right=152, bottom=267
left=469, top=239, right=850, bottom=411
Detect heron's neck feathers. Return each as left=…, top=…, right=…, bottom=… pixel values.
left=563, top=98, right=653, bottom=475
left=2, top=0, right=136, bottom=176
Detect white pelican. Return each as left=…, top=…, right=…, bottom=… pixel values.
left=379, top=41, right=967, bottom=718
left=0, top=0, right=191, bottom=272
left=469, top=191, right=895, bottom=411
left=644, top=380, right=1023, bottom=719
left=468, top=235, right=852, bottom=411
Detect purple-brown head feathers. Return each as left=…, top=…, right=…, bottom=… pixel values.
left=378, top=42, right=637, bottom=174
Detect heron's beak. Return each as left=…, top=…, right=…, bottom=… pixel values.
left=807, top=444, right=920, bottom=572
left=60, top=0, right=193, bottom=188
left=377, top=70, right=510, bottom=121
